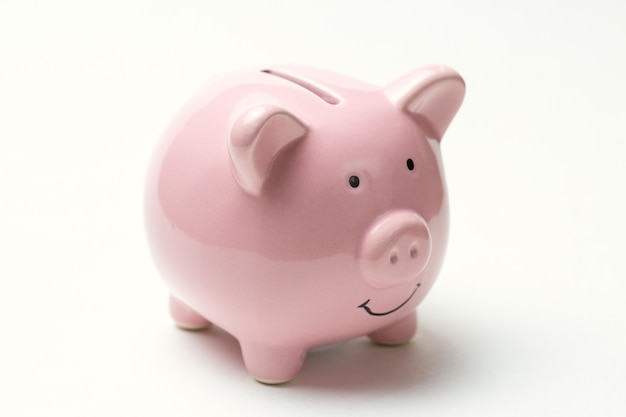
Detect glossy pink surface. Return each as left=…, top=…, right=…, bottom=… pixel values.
left=144, top=65, right=465, bottom=383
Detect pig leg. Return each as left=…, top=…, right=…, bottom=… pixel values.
left=169, top=295, right=211, bottom=330
left=367, top=311, right=417, bottom=345
left=240, top=342, right=306, bottom=384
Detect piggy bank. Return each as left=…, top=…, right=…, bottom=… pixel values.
left=144, top=65, right=465, bottom=383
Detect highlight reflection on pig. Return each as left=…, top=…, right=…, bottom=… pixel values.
left=145, top=65, right=465, bottom=383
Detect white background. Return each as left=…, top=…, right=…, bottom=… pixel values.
left=1, top=0, right=625, bottom=415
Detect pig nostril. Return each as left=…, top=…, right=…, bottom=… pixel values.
left=389, top=252, right=398, bottom=265
left=409, top=246, right=418, bottom=259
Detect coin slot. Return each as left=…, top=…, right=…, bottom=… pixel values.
left=261, top=69, right=340, bottom=105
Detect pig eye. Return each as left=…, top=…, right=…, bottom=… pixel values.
left=348, top=175, right=360, bottom=188
left=406, top=159, right=415, bottom=171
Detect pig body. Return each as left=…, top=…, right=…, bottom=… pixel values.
left=144, top=65, right=465, bottom=383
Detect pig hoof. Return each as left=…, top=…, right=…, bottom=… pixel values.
left=254, top=376, right=294, bottom=385
left=368, top=311, right=417, bottom=345
left=175, top=321, right=212, bottom=331
left=241, top=343, right=306, bottom=384
left=169, top=295, right=212, bottom=331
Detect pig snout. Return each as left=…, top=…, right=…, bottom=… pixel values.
left=358, top=210, right=432, bottom=289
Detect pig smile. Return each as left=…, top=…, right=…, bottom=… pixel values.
left=357, top=283, right=421, bottom=316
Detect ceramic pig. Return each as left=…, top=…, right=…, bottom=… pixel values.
left=144, top=65, right=465, bottom=384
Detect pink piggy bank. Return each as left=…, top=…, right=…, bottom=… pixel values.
left=145, top=65, right=465, bottom=384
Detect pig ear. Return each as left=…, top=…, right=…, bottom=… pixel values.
left=228, top=105, right=308, bottom=196
left=385, top=65, right=465, bottom=141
